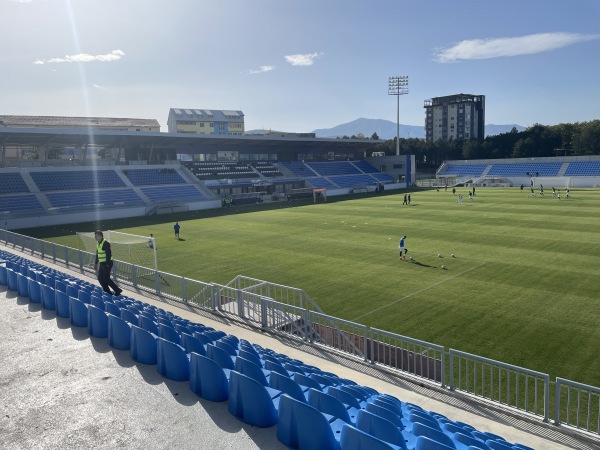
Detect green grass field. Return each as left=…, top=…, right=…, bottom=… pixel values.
left=27, top=187, right=600, bottom=388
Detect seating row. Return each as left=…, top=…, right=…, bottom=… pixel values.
left=0, top=251, right=534, bottom=450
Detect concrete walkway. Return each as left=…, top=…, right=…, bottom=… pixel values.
left=1, top=248, right=597, bottom=450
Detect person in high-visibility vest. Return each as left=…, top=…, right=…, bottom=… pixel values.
left=94, top=230, right=122, bottom=296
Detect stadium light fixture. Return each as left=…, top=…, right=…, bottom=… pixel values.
left=388, top=75, right=409, bottom=156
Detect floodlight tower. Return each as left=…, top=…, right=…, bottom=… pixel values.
left=388, top=76, right=409, bottom=156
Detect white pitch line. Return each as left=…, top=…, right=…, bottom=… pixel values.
left=351, top=262, right=486, bottom=322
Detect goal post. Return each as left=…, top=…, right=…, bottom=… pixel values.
left=533, top=177, right=573, bottom=189
left=77, top=231, right=158, bottom=274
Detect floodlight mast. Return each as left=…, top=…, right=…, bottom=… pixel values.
left=388, top=75, right=409, bottom=156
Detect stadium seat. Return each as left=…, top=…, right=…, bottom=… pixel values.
left=234, top=356, right=270, bottom=386
left=215, top=339, right=238, bottom=356
left=415, top=435, right=456, bottom=450
left=159, top=324, right=182, bottom=345
left=340, top=423, right=403, bottom=450
left=206, top=343, right=235, bottom=370
left=87, top=304, right=109, bottom=338
left=409, top=422, right=454, bottom=449
left=277, top=393, right=344, bottom=450
left=41, top=284, right=56, bottom=310
left=78, top=289, right=92, bottom=304
left=269, top=371, right=309, bottom=403
left=69, top=297, right=89, bottom=327
left=189, top=352, right=229, bottom=402
left=180, top=332, right=207, bottom=356
left=120, top=308, right=139, bottom=326
left=484, top=441, right=514, bottom=450
left=156, top=337, right=190, bottom=381
left=107, top=314, right=132, bottom=350
left=6, top=268, right=18, bottom=291
left=27, top=278, right=42, bottom=303
left=308, top=388, right=354, bottom=425
left=264, top=360, right=293, bottom=377
left=0, top=264, right=7, bottom=286
left=327, top=386, right=365, bottom=410
left=54, top=291, right=70, bottom=318
left=17, top=273, right=30, bottom=298
left=441, top=422, right=471, bottom=439
left=238, top=348, right=263, bottom=367
left=453, top=431, right=490, bottom=450
left=138, top=315, right=160, bottom=334
left=105, top=302, right=121, bottom=317
left=365, top=403, right=404, bottom=430
left=294, top=372, right=325, bottom=390
left=130, top=325, right=158, bottom=365
left=227, top=370, right=280, bottom=428
left=355, top=409, right=407, bottom=449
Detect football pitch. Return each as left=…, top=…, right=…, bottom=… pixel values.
left=31, top=187, right=600, bottom=387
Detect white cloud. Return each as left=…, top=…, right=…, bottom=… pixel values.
left=93, top=84, right=108, bottom=90
left=284, top=52, right=323, bottom=66
left=246, top=65, right=275, bottom=75
left=434, top=32, right=600, bottom=63
left=34, top=50, right=125, bottom=65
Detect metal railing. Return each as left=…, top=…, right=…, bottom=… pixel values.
left=555, top=377, right=600, bottom=436
left=449, top=349, right=550, bottom=422
left=2, top=228, right=600, bottom=442
left=370, top=328, right=445, bottom=386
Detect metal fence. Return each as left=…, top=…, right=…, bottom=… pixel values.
left=449, top=349, right=550, bottom=422
left=555, top=377, right=600, bottom=436
left=2, top=228, right=600, bottom=440
left=370, top=328, right=445, bottom=386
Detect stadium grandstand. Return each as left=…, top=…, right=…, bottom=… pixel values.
left=436, top=156, right=600, bottom=188
left=2, top=116, right=600, bottom=449
left=0, top=116, right=412, bottom=229
left=1, top=233, right=598, bottom=449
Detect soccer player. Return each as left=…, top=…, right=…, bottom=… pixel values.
left=94, top=230, right=122, bottom=296
left=174, top=222, right=180, bottom=239
left=399, top=235, right=408, bottom=260
left=148, top=233, right=154, bottom=249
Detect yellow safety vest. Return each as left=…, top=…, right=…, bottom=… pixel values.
left=96, top=239, right=110, bottom=263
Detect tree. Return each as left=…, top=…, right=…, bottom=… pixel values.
left=371, top=132, right=380, bottom=140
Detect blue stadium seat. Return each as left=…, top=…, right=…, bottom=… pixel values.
left=355, top=409, right=407, bottom=449
left=234, top=356, right=270, bottom=386
left=0, top=264, right=7, bottom=286
left=107, top=314, right=132, bottom=350
left=27, top=278, right=42, bottom=303
left=189, top=352, right=229, bottom=402
left=41, top=284, right=56, bottom=310
left=484, top=441, right=514, bottom=450
left=6, top=268, right=18, bottom=292
left=277, top=393, right=344, bottom=450
left=156, top=337, right=190, bottom=381
left=308, top=388, right=354, bottom=425
left=120, top=308, right=139, bottom=326
left=415, top=435, right=456, bottom=450
left=17, top=273, right=30, bottom=298
left=87, top=304, right=109, bottom=338
left=69, top=297, right=89, bottom=327
left=269, top=371, right=310, bottom=403
left=55, top=291, right=70, bottom=318
left=340, top=424, right=403, bottom=450
left=227, top=370, right=280, bottom=428
left=453, top=431, right=490, bottom=450
left=327, top=386, right=365, bottom=410
left=206, top=343, right=236, bottom=370
left=139, top=315, right=160, bottom=334
left=180, top=332, right=207, bottom=356
left=130, top=325, right=158, bottom=365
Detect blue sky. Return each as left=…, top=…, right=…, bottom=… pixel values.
left=1, top=0, right=599, bottom=132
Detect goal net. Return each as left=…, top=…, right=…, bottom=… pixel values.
left=532, top=177, right=572, bottom=189
left=77, top=231, right=157, bottom=276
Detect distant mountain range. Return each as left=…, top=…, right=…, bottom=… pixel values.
left=310, top=118, right=525, bottom=139
left=246, top=118, right=525, bottom=140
